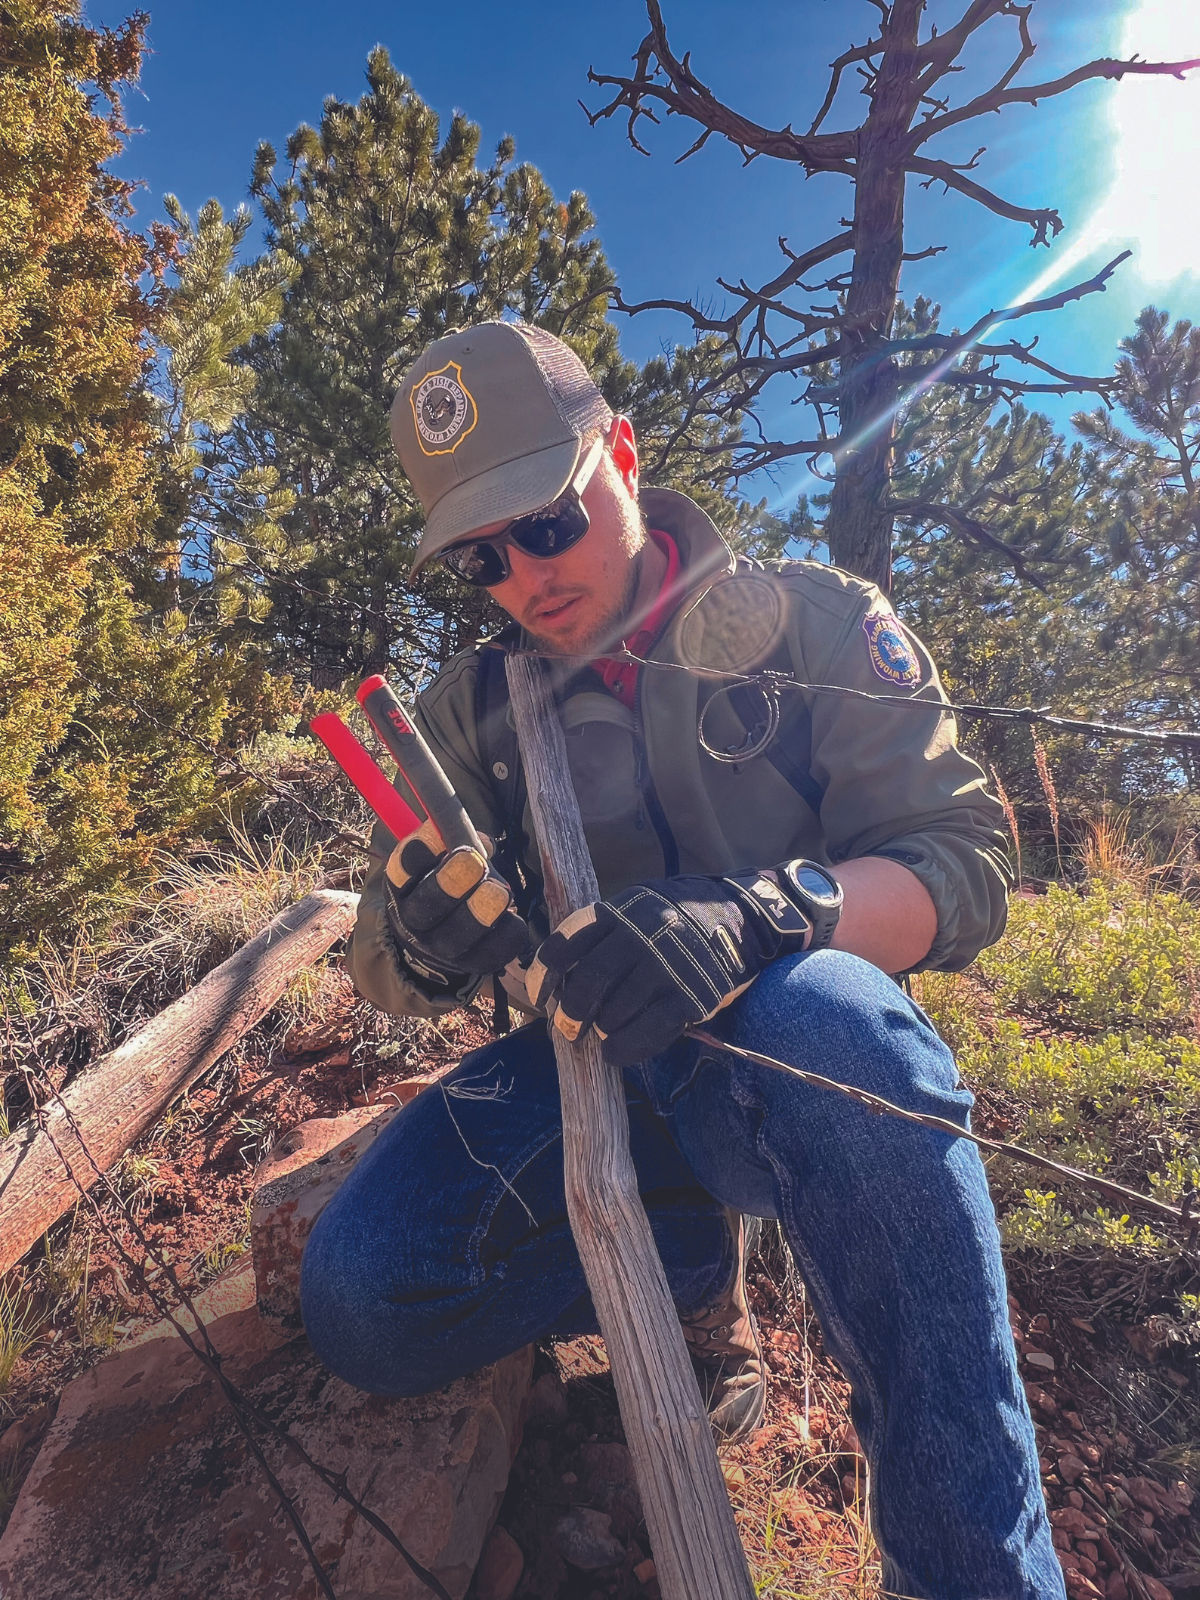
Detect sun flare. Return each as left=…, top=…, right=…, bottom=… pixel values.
left=1102, top=0, right=1200, bottom=284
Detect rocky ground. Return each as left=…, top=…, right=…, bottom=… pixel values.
left=2, top=965, right=1198, bottom=1599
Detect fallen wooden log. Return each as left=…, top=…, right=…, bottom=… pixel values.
left=505, top=654, right=755, bottom=1600
left=0, top=889, right=360, bottom=1274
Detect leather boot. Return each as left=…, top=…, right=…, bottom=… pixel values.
left=680, top=1210, right=766, bottom=1442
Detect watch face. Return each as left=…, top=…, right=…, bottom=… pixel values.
left=794, top=864, right=842, bottom=908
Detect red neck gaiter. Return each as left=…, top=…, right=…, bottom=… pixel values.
left=592, top=529, right=681, bottom=710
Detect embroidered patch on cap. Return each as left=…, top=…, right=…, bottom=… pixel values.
left=410, top=361, right=478, bottom=455
left=862, top=611, right=922, bottom=687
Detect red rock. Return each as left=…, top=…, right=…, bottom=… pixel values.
left=1051, top=1507, right=1090, bottom=1538
left=633, top=1558, right=657, bottom=1585
left=0, top=1286, right=532, bottom=1600
left=1053, top=1530, right=1073, bottom=1552
left=474, top=1525, right=524, bottom=1600
left=250, top=1104, right=402, bottom=1343
left=579, top=1441, right=642, bottom=1536
left=1076, top=1541, right=1099, bottom=1564
left=1097, top=1534, right=1121, bottom=1569
left=1064, top=1572, right=1102, bottom=1599
left=830, top=1421, right=862, bottom=1456
left=779, top=1491, right=821, bottom=1538
left=1104, top=1575, right=1128, bottom=1600
left=1126, top=1476, right=1164, bottom=1515
left=1059, top=1455, right=1087, bottom=1484
left=1141, top=1578, right=1173, bottom=1600
left=1027, top=1384, right=1058, bottom=1417
left=1067, top=1489, right=1085, bottom=1509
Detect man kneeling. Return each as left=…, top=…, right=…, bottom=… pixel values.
left=300, top=322, right=1063, bottom=1600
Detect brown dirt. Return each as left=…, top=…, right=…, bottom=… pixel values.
left=3, top=970, right=1198, bottom=1600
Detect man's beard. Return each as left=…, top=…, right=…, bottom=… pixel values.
left=527, top=547, right=645, bottom=659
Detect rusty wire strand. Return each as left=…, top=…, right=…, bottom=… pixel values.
left=494, top=644, right=1200, bottom=753
left=686, top=1029, right=1196, bottom=1240
left=24, top=1058, right=452, bottom=1600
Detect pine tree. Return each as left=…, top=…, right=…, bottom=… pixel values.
left=216, top=49, right=745, bottom=688
left=0, top=2, right=150, bottom=844
left=0, top=5, right=292, bottom=959
left=882, top=302, right=1200, bottom=829
left=1074, top=308, right=1200, bottom=786
left=147, top=195, right=295, bottom=621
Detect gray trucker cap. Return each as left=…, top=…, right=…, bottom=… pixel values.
left=390, top=321, right=614, bottom=574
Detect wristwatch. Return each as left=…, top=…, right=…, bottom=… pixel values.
left=778, top=859, right=844, bottom=950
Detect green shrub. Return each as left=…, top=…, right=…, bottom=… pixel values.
left=915, top=876, right=1199, bottom=1327
left=977, top=879, right=1200, bottom=1033
left=956, top=1022, right=1199, bottom=1256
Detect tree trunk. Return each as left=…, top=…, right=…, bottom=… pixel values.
left=0, top=889, right=360, bottom=1275
left=504, top=653, right=755, bottom=1600
left=826, top=0, right=923, bottom=594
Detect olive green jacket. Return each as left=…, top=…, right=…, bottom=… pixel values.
left=346, top=487, right=1012, bottom=1017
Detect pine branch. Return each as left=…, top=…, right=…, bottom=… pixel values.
left=887, top=498, right=1048, bottom=588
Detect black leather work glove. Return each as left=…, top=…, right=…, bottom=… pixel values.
left=525, top=865, right=822, bottom=1068
left=384, top=821, right=531, bottom=1003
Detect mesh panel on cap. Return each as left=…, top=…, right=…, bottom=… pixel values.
left=511, top=322, right=613, bottom=438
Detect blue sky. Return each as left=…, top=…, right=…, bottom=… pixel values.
left=91, top=0, right=1200, bottom=510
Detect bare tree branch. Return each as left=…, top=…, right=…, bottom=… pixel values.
left=585, top=1, right=856, bottom=170
left=911, top=52, right=1200, bottom=150
left=921, top=249, right=1132, bottom=355
left=809, top=36, right=885, bottom=136
left=907, top=156, right=1061, bottom=244
left=916, top=0, right=1019, bottom=92
left=916, top=0, right=1009, bottom=77
left=586, top=2, right=1176, bottom=586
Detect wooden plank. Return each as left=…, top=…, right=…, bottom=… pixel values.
left=0, top=890, right=360, bottom=1273
left=505, top=653, right=754, bottom=1600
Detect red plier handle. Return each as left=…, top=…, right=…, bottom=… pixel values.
left=309, top=713, right=435, bottom=846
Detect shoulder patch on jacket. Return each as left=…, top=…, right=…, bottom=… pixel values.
left=862, top=611, right=921, bottom=686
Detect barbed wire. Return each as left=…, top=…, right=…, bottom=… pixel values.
left=22, top=1056, right=451, bottom=1600
left=687, top=1030, right=1197, bottom=1243
left=496, top=644, right=1200, bottom=752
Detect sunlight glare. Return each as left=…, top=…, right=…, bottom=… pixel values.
left=1100, top=0, right=1200, bottom=284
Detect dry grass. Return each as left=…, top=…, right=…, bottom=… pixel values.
left=0, top=825, right=349, bottom=1144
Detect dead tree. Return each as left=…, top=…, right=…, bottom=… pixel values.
left=587, top=0, right=1200, bottom=590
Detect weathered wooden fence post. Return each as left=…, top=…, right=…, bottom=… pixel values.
left=505, top=653, right=755, bottom=1600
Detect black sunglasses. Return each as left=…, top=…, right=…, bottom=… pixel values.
left=440, top=438, right=605, bottom=588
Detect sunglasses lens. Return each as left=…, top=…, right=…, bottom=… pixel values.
left=510, top=497, right=589, bottom=558
left=440, top=494, right=591, bottom=586
left=443, top=540, right=508, bottom=586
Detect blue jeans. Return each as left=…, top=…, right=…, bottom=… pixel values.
left=301, top=951, right=1064, bottom=1600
